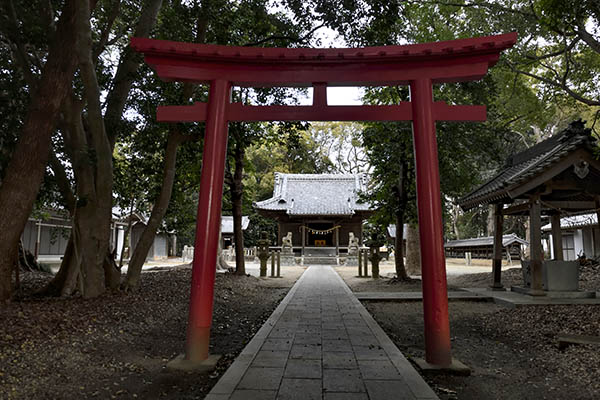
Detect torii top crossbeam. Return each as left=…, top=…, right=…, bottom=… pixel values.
left=132, top=33, right=516, bottom=87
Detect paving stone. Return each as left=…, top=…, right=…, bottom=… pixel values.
left=284, top=359, right=322, bottom=379
left=358, top=360, right=403, bottom=380
left=297, top=325, right=321, bottom=334
left=322, top=352, right=357, bottom=369
left=324, top=393, right=369, bottom=400
left=294, top=333, right=322, bottom=345
left=230, top=389, right=277, bottom=400
left=321, top=322, right=345, bottom=330
left=349, top=334, right=379, bottom=347
left=262, top=338, right=293, bottom=351
left=364, top=379, right=415, bottom=400
left=252, top=350, right=289, bottom=368
left=290, top=344, right=322, bottom=359
left=322, top=329, right=348, bottom=340
left=322, top=339, right=353, bottom=352
left=352, top=345, right=389, bottom=361
left=277, top=378, right=322, bottom=400
left=238, top=367, right=284, bottom=390
left=323, top=369, right=365, bottom=393
left=269, top=328, right=296, bottom=339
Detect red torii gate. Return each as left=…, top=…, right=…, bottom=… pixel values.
left=131, top=32, right=517, bottom=367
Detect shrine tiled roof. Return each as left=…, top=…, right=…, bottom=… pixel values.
left=254, top=173, right=371, bottom=216
left=459, top=120, right=597, bottom=210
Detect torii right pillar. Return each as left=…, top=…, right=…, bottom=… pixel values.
left=410, top=78, right=469, bottom=373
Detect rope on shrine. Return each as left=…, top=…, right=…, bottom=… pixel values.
left=302, top=225, right=342, bottom=235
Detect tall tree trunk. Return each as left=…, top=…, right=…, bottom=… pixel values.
left=232, top=143, right=246, bottom=275
left=119, top=197, right=135, bottom=269
left=74, top=1, right=115, bottom=297
left=0, top=0, right=80, bottom=301
left=394, top=161, right=408, bottom=279
left=394, top=216, right=408, bottom=279
left=487, top=204, right=495, bottom=236
left=405, top=223, right=421, bottom=276
left=123, top=130, right=188, bottom=290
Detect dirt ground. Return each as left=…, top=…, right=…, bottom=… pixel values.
left=0, top=264, right=305, bottom=399
left=337, top=263, right=600, bottom=400
left=366, top=302, right=600, bottom=400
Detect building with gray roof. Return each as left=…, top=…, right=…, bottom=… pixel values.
left=254, top=173, right=372, bottom=258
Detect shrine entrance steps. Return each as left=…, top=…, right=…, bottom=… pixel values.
left=303, top=247, right=338, bottom=265
left=206, top=265, right=438, bottom=400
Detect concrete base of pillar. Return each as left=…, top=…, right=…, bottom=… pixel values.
left=512, top=286, right=596, bottom=299
left=166, top=354, right=221, bottom=372
left=489, top=284, right=506, bottom=291
left=414, top=357, right=471, bottom=376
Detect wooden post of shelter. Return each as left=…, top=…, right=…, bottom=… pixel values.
left=550, top=213, right=563, bottom=260
left=529, top=195, right=544, bottom=292
left=491, top=203, right=505, bottom=290
left=301, top=224, right=305, bottom=257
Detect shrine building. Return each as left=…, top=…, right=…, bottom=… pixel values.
left=254, top=173, right=372, bottom=258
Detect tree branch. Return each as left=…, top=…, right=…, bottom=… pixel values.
left=92, top=0, right=121, bottom=60
left=243, top=23, right=326, bottom=47
left=504, top=60, right=600, bottom=106
left=2, top=0, right=38, bottom=88
left=524, top=38, right=580, bottom=62
left=575, top=24, right=600, bottom=54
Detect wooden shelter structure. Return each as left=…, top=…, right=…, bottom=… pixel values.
left=459, top=121, right=600, bottom=292
left=444, top=234, right=527, bottom=260
left=132, top=32, right=517, bottom=367
left=254, top=173, right=371, bottom=258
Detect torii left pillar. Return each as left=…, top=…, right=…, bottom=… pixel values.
left=171, top=79, right=230, bottom=369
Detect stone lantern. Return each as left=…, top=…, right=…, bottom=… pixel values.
left=366, top=232, right=385, bottom=279
left=257, top=231, right=270, bottom=277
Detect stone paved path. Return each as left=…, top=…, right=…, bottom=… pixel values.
left=206, top=265, right=438, bottom=400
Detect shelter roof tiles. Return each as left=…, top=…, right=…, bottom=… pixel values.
left=459, top=120, right=597, bottom=210
left=444, top=233, right=528, bottom=248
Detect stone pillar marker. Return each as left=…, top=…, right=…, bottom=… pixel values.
left=257, top=231, right=270, bottom=278
left=270, top=251, right=276, bottom=277
left=358, top=250, right=363, bottom=277
left=276, top=251, right=281, bottom=277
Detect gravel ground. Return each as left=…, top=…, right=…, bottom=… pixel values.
left=0, top=265, right=304, bottom=399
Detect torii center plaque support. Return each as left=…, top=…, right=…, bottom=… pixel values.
left=132, top=32, right=517, bottom=367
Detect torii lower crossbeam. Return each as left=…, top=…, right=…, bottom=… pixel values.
left=132, top=32, right=517, bottom=368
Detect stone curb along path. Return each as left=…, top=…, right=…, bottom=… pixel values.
left=205, top=265, right=439, bottom=400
